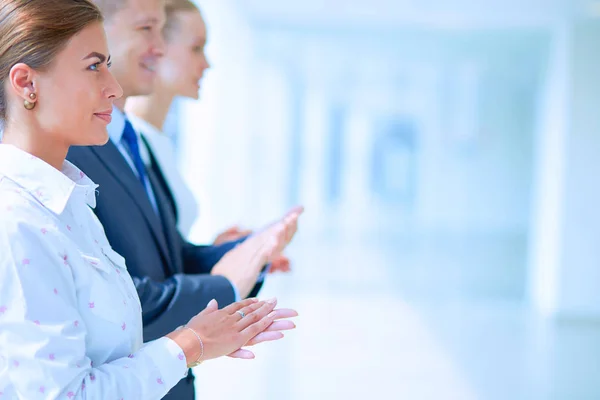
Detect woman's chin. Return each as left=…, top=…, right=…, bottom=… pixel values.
left=77, top=130, right=109, bottom=147
left=94, top=132, right=110, bottom=146
left=183, top=90, right=200, bottom=101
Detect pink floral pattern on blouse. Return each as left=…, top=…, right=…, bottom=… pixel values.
left=0, top=144, right=187, bottom=399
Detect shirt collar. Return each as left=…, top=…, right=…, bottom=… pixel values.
left=0, top=144, right=98, bottom=214
left=107, top=105, right=126, bottom=144
left=107, top=105, right=142, bottom=145
left=128, top=114, right=165, bottom=139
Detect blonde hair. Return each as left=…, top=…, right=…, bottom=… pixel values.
left=163, top=0, right=201, bottom=41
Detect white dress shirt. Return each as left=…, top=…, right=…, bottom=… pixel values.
left=0, top=144, right=187, bottom=399
left=128, top=114, right=199, bottom=238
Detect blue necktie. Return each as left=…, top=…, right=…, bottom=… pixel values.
left=121, top=119, right=148, bottom=191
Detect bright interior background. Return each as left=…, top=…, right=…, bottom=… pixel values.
left=163, top=1, right=600, bottom=398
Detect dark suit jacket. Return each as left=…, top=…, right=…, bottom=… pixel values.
left=67, top=140, right=262, bottom=399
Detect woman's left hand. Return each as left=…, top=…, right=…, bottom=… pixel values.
left=227, top=308, right=298, bottom=359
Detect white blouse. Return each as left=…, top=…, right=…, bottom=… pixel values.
left=0, top=144, right=187, bottom=399
left=128, top=114, right=199, bottom=238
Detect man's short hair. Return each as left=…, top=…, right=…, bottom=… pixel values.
left=91, top=0, right=128, bottom=20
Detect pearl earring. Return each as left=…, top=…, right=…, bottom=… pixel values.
left=24, top=93, right=36, bottom=110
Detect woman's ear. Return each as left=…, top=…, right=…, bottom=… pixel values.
left=8, top=63, right=37, bottom=102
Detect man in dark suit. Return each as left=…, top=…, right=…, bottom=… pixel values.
left=67, top=0, right=301, bottom=398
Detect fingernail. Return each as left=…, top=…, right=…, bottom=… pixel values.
left=266, top=297, right=277, bottom=304
left=207, top=299, right=217, bottom=308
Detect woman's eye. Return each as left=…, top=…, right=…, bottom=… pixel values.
left=88, top=62, right=101, bottom=71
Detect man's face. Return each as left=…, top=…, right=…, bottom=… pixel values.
left=103, top=0, right=165, bottom=100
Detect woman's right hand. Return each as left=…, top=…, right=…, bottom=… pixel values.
left=167, top=297, right=295, bottom=366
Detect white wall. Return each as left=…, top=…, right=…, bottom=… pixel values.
left=180, top=0, right=258, bottom=242
left=529, top=20, right=600, bottom=318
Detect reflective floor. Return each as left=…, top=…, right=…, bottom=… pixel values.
left=193, top=226, right=600, bottom=400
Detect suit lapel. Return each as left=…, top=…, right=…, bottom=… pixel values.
left=146, top=165, right=182, bottom=274
left=140, top=135, right=179, bottom=222
left=141, top=136, right=184, bottom=274
left=90, top=141, right=172, bottom=269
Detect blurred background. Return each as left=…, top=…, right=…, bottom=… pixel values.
left=165, top=0, right=600, bottom=398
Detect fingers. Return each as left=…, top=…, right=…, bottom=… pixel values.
left=236, top=298, right=278, bottom=331
left=284, top=213, right=298, bottom=226
left=234, top=306, right=297, bottom=328
left=250, top=234, right=279, bottom=267
left=269, top=266, right=290, bottom=274
left=214, top=229, right=235, bottom=245
left=224, top=230, right=253, bottom=242
left=270, top=256, right=291, bottom=273
left=283, top=215, right=299, bottom=243
left=199, top=298, right=219, bottom=315
left=242, top=224, right=282, bottom=265
left=266, top=222, right=287, bottom=257
left=214, top=226, right=253, bottom=245
left=270, top=308, right=299, bottom=320
left=274, top=223, right=287, bottom=245
left=244, top=331, right=284, bottom=346
left=227, top=349, right=255, bottom=359
left=225, top=225, right=240, bottom=233
left=221, top=298, right=259, bottom=314
left=237, top=229, right=253, bottom=237
left=231, top=301, right=265, bottom=322
left=270, top=264, right=291, bottom=273
left=241, top=308, right=278, bottom=340
left=285, top=205, right=304, bottom=217
left=263, top=221, right=285, bottom=242
left=263, top=320, right=296, bottom=332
